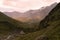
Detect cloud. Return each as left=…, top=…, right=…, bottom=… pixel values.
left=0, top=0, right=60, bottom=12
left=4, top=0, right=54, bottom=7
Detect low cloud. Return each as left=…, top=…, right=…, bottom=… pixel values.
left=0, top=0, right=60, bottom=12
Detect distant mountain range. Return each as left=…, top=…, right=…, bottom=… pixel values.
left=3, top=2, right=57, bottom=22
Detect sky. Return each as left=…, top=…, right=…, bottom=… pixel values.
left=0, top=0, right=60, bottom=12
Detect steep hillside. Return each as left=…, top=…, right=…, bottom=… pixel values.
left=15, top=2, right=60, bottom=40
left=0, top=12, right=24, bottom=40
left=0, top=12, right=26, bottom=28
left=39, top=2, right=60, bottom=29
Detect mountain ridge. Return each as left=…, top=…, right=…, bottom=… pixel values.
left=3, top=2, right=57, bottom=22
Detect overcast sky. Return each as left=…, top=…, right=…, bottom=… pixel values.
left=0, top=0, right=60, bottom=12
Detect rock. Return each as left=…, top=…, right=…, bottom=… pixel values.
left=20, top=31, right=25, bottom=35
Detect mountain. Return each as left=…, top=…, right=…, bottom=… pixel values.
left=3, top=2, right=57, bottom=22
left=39, top=2, right=60, bottom=29
left=24, top=2, right=57, bottom=22
left=0, top=12, right=17, bottom=35
left=0, top=2, right=59, bottom=40
left=1, top=2, right=57, bottom=30
left=0, top=12, right=23, bottom=29
left=15, top=2, right=60, bottom=40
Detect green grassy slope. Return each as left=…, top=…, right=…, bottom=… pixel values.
left=15, top=3, right=60, bottom=40
left=0, top=11, right=38, bottom=36
left=0, top=12, right=21, bottom=37
left=0, top=12, right=39, bottom=30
